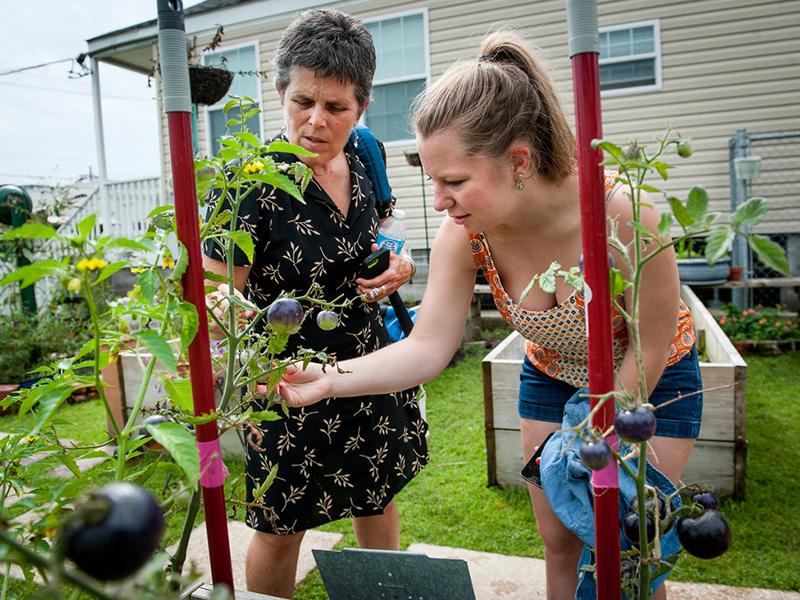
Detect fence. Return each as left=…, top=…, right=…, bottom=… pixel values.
left=729, top=129, right=800, bottom=308
left=1, top=177, right=163, bottom=315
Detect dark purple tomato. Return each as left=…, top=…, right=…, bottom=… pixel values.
left=614, top=406, right=657, bottom=444
left=267, top=298, right=303, bottom=335
left=138, top=414, right=169, bottom=452
left=316, top=310, right=339, bottom=331
left=63, top=482, right=165, bottom=581
left=579, top=439, right=612, bottom=471
left=622, top=511, right=655, bottom=545
left=629, top=489, right=670, bottom=522
left=692, top=492, right=719, bottom=511
left=677, top=509, right=731, bottom=559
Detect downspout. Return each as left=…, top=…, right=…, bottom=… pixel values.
left=90, top=57, right=112, bottom=236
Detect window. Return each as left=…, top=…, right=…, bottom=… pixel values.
left=599, top=21, right=660, bottom=95
left=203, top=44, right=261, bottom=153
left=364, top=11, right=427, bottom=143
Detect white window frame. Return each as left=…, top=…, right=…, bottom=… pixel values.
left=361, top=8, right=430, bottom=147
left=599, top=20, right=661, bottom=97
left=203, top=40, right=264, bottom=155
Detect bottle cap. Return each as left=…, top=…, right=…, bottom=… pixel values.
left=392, top=208, right=405, bottom=219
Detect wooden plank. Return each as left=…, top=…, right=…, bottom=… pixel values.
left=696, top=364, right=736, bottom=442
left=492, top=429, right=526, bottom=489
left=682, top=440, right=736, bottom=498
left=490, top=362, right=524, bottom=430
left=491, top=429, right=737, bottom=497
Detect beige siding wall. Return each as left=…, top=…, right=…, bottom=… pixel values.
left=159, top=0, right=800, bottom=245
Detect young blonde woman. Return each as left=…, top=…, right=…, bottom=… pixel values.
left=276, top=31, right=702, bottom=599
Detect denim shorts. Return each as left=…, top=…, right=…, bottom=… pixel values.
left=518, top=346, right=703, bottom=438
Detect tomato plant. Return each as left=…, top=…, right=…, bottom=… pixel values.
left=0, top=97, right=353, bottom=598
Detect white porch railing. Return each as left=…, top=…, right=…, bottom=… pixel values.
left=0, top=177, right=163, bottom=314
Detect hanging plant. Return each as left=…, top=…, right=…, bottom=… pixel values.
left=188, top=65, right=234, bottom=105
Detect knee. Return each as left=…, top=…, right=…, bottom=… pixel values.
left=250, top=530, right=304, bottom=558
left=539, top=526, right=583, bottom=561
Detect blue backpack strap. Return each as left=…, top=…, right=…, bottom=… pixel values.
left=350, top=124, right=393, bottom=209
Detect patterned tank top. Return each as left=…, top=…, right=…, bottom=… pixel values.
left=468, top=178, right=695, bottom=388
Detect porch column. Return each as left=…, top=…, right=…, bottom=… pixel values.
left=90, top=57, right=112, bottom=236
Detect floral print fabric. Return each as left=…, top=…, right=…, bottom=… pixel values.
left=204, top=135, right=428, bottom=534
left=468, top=175, right=695, bottom=388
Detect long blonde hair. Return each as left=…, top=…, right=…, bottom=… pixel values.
left=413, top=31, right=575, bottom=182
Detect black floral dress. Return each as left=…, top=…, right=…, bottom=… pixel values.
left=204, top=135, right=428, bottom=534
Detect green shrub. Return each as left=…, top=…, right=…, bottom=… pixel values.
left=717, top=303, right=799, bottom=341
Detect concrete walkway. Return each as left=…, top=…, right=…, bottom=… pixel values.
left=179, top=520, right=799, bottom=599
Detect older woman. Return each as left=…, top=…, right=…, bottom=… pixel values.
left=202, top=10, right=426, bottom=597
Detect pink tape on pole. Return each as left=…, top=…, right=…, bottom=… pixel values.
left=592, top=435, right=620, bottom=489
left=198, top=439, right=229, bottom=488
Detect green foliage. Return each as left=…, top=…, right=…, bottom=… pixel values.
left=0, top=97, right=349, bottom=597
left=717, top=304, right=799, bottom=342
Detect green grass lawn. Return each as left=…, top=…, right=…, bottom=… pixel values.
left=2, top=345, right=798, bottom=597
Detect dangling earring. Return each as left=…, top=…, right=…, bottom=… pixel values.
left=514, top=178, right=525, bottom=191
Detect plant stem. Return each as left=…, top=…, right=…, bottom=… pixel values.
left=636, top=445, right=651, bottom=600
left=83, top=281, right=121, bottom=441
left=1, top=562, right=10, bottom=600
left=170, top=487, right=202, bottom=575
left=0, top=529, right=115, bottom=600
left=115, top=307, right=171, bottom=481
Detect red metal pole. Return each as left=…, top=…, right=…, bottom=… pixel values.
left=158, top=0, right=234, bottom=590
left=567, top=1, right=621, bottom=598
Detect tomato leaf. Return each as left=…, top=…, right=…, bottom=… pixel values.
left=161, top=377, right=194, bottom=412
left=146, top=421, right=199, bottom=486
left=134, top=330, right=178, bottom=375
left=228, top=231, right=255, bottom=264
left=667, top=196, right=693, bottom=229
left=0, top=223, right=58, bottom=240
left=94, top=261, right=129, bottom=285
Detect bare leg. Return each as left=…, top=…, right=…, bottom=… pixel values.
left=353, top=500, right=401, bottom=549
left=521, top=418, right=584, bottom=600
left=246, top=529, right=306, bottom=598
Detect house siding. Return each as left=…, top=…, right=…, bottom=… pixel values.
left=160, top=0, right=800, bottom=247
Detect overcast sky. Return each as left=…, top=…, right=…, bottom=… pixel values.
left=0, top=1, right=203, bottom=186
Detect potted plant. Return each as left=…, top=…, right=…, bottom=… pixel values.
left=674, top=233, right=731, bottom=285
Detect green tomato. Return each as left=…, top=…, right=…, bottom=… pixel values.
left=677, top=140, right=693, bottom=158
left=316, top=310, right=339, bottom=331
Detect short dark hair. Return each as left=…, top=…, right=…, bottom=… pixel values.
left=274, top=9, right=376, bottom=107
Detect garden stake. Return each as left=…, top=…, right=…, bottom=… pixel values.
left=567, top=1, right=621, bottom=598
left=157, top=0, right=234, bottom=590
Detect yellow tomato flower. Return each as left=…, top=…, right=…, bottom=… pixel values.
left=89, top=258, right=107, bottom=270
left=76, top=258, right=91, bottom=272
left=162, top=256, right=176, bottom=269
left=130, top=266, right=146, bottom=274
left=66, top=277, right=82, bottom=293
left=243, top=160, right=264, bottom=174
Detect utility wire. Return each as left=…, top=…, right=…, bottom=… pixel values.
left=0, top=57, right=73, bottom=78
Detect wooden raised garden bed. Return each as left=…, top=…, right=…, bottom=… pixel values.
left=481, top=285, right=747, bottom=499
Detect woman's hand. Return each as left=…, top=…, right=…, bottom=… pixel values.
left=273, top=362, right=333, bottom=407
left=205, top=283, right=257, bottom=338
left=356, top=243, right=415, bottom=303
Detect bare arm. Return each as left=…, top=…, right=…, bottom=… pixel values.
left=610, top=191, right=680, bottom=400
left=279, top=218, right=478, bottom=405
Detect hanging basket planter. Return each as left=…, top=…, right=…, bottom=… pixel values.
left=733, top=155, right=762, bottom=181
left=189, top=66, right=234, bottom=105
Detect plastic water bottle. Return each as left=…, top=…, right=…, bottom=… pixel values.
left=376, top=208, right=406, bottom=254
